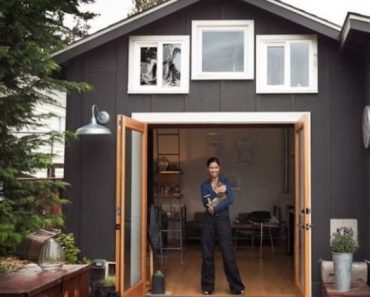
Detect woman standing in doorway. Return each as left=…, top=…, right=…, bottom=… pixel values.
left=200, top=157, right=245, bottom=295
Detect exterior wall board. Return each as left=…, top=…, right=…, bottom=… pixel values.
left=62, top=1, right=368, bottom=296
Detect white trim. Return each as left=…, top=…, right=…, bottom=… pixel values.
left=191, top=20, right=254, bottom=80
left=132, top=111, right=309, bottom=124
left=252, top=0, right=340, bottom=31
left=128, top=35, right=189, bottom=94
left=52, top=0, right=341, bottom=61
left=52, top=0, right=180, bottom=58
left=341, top=14, right=370, bottom=47
left=256, top=34, right=318, bottom=94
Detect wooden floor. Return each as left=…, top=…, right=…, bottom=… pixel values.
left=149, top=243, right=297, bottom=297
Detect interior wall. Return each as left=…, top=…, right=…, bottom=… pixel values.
left=154, top=127, right=294, bottom=220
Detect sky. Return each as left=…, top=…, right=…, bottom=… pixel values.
left=78, top=0, right=370, bottom=33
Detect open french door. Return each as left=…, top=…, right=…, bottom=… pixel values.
left=294, top=114, right=312, bottom=297
left=116, top=115, right=148, bottom=297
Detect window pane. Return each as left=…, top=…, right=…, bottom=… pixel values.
left=140, top=47, right=157, bottom=85
left=163, top=44, right=181, bottom=87
left=291, top=43, right=309, bottom=87
left=202, top=31, right=244, bottom=72
left=124, top=130, right=142, bottom=289
left=267, top=46, right=284, bottom=85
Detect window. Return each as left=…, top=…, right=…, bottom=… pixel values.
left=128, top=36, right=189, bottom=94
left=192, top=20, right=254, bottom=80
left=256, top=35, right=318, bottom=93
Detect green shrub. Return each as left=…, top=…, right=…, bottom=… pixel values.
left=56, top=233, right=90, bottom=264
left=101, top=276, right=116, bottom=287
left=331, top=233, right=359, bottom=253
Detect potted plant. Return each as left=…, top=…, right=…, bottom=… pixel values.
left=152, top=270, right=165, bottom=294
left=92, top=276, right=116, bottom=297
left=331, top=232, right=359, bottom=292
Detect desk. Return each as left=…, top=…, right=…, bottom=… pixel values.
left=232, top=222, right=279, bottom=258
left=0, top=264, right=91, bottom=297
left=322, top=281, right=370, bottom=297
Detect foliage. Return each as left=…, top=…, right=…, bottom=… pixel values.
left=154, top=270, right=164, bottom=278
left=0, top=0, right=95, bottom=256
left=56, top=233, right=90, bottom=264
left=130, top=0, right=167, bottom=15
left=101, top=276, right=116, bottom=287
left=0, top=257, right=27, bottom=274
left=331, top=233, right=359, bottom=253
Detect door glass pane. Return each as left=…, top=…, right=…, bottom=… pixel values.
left=291, top=43, right=309, bottom=87
left=162, top=43, right=181, bottom=87
left=140, top=47, right=157, bottom=85
left=298, top=130, right=305, bottom=289
left=124, top=129, right=142, bottom=290
left=202, top=31, right=244, bottom=72
left=267, top=46, right=284, bottom=85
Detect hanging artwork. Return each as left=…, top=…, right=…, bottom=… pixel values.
left=233, top=137, right=255, bottom=165
left=330, top=219, right=358, bottom=244
left=128, top=36, right=189, bottom=94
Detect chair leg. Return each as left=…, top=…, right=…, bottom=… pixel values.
left=260, top=223, right=263, bottom=258
left=269, top=227, right=275, bottom=254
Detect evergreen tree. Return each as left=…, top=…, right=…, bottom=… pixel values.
left=131, top=0, right=167, bottom=14
left=0, top=0, right=95, bottom=256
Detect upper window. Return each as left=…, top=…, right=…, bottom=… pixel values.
left=256, top=35, right=318, bottom=94
left=128, top=36, right=189, bottom=94
left=191, top=20, right=254, bottom=80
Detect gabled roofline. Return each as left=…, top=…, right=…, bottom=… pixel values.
left=53, top=0, right=342, bottom=64
left=341, top=12, right=370, bottom=48
left=242, top=0, right=340, bottom=39
left=52, top=0, right=200, bottom=64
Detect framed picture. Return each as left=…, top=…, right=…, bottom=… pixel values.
left=229, top=176, right=241, bottom=190
left=128, top=35, right=190, bottom=94
left=207, top=133, right=223, bottom=160
left=233, top=137, right=255, bottom=165
left=330, top=218, right=358, bottom=244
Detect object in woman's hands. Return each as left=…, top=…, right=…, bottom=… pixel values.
left=208, top=183, right=227, bottom=207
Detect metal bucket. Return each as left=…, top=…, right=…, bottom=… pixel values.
left=332, top=252, right=353, bottom=292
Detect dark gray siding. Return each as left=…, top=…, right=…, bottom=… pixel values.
left=62, top=0, right=368, bottom=296
left=366, top=47, right=370, bottom=260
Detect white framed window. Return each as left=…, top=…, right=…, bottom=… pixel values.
left=128, top=35, right=189, bottom=94
left=191, top=20, right=254, bottom=80
left=256, top=35, right=318, bottom=94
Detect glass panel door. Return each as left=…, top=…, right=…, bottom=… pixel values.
left=294, top=114, right=311, bottom=297
left=116, top=116, right=147, bottom=297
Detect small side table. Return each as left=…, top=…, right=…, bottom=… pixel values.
left=0, top=264, right=91, bottom=297
left=322, top=281, right=370, bottom=297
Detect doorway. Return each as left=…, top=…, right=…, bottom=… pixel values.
left=115, top=112, right=312, bottom=297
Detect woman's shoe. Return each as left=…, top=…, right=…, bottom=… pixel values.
left=231, top=289, right=245, bottom=295
left=203, top=290, right=212, bottom=295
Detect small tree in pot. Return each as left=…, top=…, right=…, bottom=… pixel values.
left=331, top=231, right=359, bottom=292
left=152, top=270, right=165, bottom=294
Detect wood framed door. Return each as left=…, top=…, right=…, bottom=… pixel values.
left=294, top=114, right=312, bottom=297
left=116, top=115, right=148, bottom=297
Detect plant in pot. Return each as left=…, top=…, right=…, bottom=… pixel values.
left=93, top=276, right=117, bottom=297
left=152, top=270, right=165, bottom=294
left=331, top=231, right=359, bottom=292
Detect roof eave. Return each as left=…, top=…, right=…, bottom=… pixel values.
left=341, top=13, right=370, bottom=49
left=242, top=0, right=341, bottom=40
left=52, top=0, right=200, bottom=64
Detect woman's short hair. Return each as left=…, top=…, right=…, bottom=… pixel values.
left=207, top=157, right=220, bottom=167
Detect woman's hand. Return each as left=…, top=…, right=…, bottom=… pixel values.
left=216, top=185, right=226, bottom=194
left=207, top=203, right=215, bottom=214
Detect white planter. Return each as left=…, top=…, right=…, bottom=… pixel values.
left=332, top=252, right=353, bottom=292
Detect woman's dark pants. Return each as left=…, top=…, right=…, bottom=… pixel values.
left=201, top=214, right=245, bottom=293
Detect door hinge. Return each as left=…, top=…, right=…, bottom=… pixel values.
left=301, top=208, right=311, bottom=215
left=115, top=224, right=121, bottom=230
left=116, top=207, right=121, bottom=215
left=299, top=223, right=314, bottom=230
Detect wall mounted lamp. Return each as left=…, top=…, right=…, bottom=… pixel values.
left=76, top=105, right=111, bottom=135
